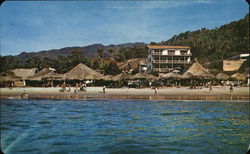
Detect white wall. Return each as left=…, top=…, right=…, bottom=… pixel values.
left=147, top=53, right=154, bottom=73
left=175, top=50, right=180, bottom=55
left=162, top=49, right=168, bottom=55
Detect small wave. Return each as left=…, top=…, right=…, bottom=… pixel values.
left=52, top=141, right=68, bottom=146
left=37, top=120, right=51, bottom=124
left=161, top=112, right=191, bottom=116
left=69, top=115, right=82, bottom=119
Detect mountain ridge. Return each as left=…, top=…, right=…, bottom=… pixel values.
left=3, top=42, right=146, bottom=61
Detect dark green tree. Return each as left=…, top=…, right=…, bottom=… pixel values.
left=104, top=61, right=121, bottom=75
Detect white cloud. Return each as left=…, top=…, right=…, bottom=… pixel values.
left=108, top=0, right=213, bottom=9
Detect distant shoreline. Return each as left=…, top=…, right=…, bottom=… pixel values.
left=1, top=86, right=249, bottom=101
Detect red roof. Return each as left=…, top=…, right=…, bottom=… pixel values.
left=147, top=45, right=190, bottom=49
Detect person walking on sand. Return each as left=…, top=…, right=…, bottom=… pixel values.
left=103, top=86, right=106, bottom=93
left=209, top=84, right=213, bottom=92
left=74, top=87, right=78, bottom=94
left=21, top=90, right=28, bottom=98
left=154, top=87, right=158, bottom=94
left=230, top=85, right=233, bottom=94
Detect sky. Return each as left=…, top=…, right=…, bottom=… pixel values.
left=0, top=0, right=249, bottom=56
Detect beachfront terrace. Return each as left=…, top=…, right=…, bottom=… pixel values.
left=153, top=60, right=192, bottom=64
left=152, top=51, right=192, bottom=56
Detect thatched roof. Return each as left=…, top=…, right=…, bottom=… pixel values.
left=129, top=72, right=157, bottom=80
left=63, top=63, right=104, bottom=80
left=161, top=72, right=181, bottom=79
left=112, top=73, right=131, bottom=81
left=11, top=68, right=38, bottom=79
left=230, top=72, right=246, bottom=81
left=102, top=75, right=115, bottom=80
left=243, top=72, right=250, bottom=78
left=216, top=73, right=229, bottom=80
left=28, top=68, right=52, bottom=80
left=29, top=69, right=63, bottom=80
left=181, top=72, right=193, bottom=79
left=183, top=61, right=214, bottom=79
left=139, top=59, right=147, bottom=65
left=0, top=75, right=22, bottom=82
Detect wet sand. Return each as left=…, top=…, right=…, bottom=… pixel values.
left=0, top=86, right=249, bottom=101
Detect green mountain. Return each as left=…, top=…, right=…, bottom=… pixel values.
left=157, top=13, right=249, bottom=67
left=0, top=14, right=248, bottom=73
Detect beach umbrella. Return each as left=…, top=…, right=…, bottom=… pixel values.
left=230, top=72, right=246, bottom=81
left=181, top=72, right=193, bottom=79
left=10, top=68, right=38, bottom=80
left=102, top=75, right=115, bottom=81
left=215, top=73, right=229, bottom=80
left=182, top=60, right=214, bottom=79
left=161, top=72, right=181, bottom=79
left=193, top=71, right=214, bottom=79
left=112, top=73, right=132, bottom=81
left=40, top=72, right=63, bottom=80
left=63, top=63, right=104, bottom=80
left=0, top=75, right=22, bottom=82
left=129, top=72, right=157, bottom=80
left=28, top=68, right=53, bottom=80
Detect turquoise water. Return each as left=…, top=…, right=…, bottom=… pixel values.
left=1, top=98, right=249, bottom=153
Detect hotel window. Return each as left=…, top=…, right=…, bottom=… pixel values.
left=168, top=50, right=175, bottom=55
left=180, top=50, right=187, bottom=55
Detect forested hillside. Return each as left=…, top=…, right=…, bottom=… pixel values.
left=157, top=14, right=249, bottom=65
left=0, top=14, right=248, bottom=74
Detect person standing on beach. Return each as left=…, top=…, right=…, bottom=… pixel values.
left=154, top=87, right=157, bottom=94
left=103, top=86, right=106, bottom=93
left=230, top=85, right=233, bottom=93
left=74, top=87, right=78, bottom=94
left=84, top=84, right=87, bottom=92
left=209, top=84, right=213, bottom=92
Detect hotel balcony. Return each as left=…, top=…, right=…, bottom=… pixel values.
left=153, top=67, right=181, bottom=72
left=153, top=60, right=192, bottom=64
left=151, top=52, right=192, bottom=56
left=153, top=68, right=170, bottom=72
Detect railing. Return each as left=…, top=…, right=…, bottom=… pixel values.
left=152, top=52, right=162, bottom=55
left=152, top=52, right=192, bottom=56
left=153, top=68, right=169, bottom=72
left=153, top=67, right=183, bottom=72
left=180, top=53, right=192, bottom=56
left=153, top=60, right=192, bottom=64
left=168, top=53, right=175, bottom=56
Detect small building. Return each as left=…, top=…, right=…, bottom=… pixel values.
left=229, top=53, right=249, bottom=61
left=138, top=59, right=147, bottom=73
left=147, top=45, right=192, bottom=73
left=223, top=54, right=249, bottom=71
left=11, top=68, right=38, bottom=79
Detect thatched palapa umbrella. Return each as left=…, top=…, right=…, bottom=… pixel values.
left=129, top=72, right=157, bottom=80
left=63, top=63, right=104, bottom=80
left=230, top=72, right=246, bottom=81
left=10, top=68, right=38, bottom=80
left=102, top=75, right=115, bottom=81
left=161, top=72, right=181, bottom=79
left=215, top=73, right=229, bottom=80
left=0, top=75, right=22, bottom=82
left=112, top=73, right=131, bottom=81
left=28, top=68, right=53, bottom=80
left=182, top=60, right=214, bottom=79
left=30, top=71, right=63, bottom=81
left=181, top=72, right=193, bottom=79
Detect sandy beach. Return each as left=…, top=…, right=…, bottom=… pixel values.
left=1, top=86, right=249, bottom=100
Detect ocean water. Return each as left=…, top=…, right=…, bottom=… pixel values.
left=1, top=98, right=249, bottom=154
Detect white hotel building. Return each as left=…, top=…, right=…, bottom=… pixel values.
left=147, top=45, right=192, bottom=73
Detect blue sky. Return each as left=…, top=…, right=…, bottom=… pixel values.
left=0, top=0, right=248, bottom=56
